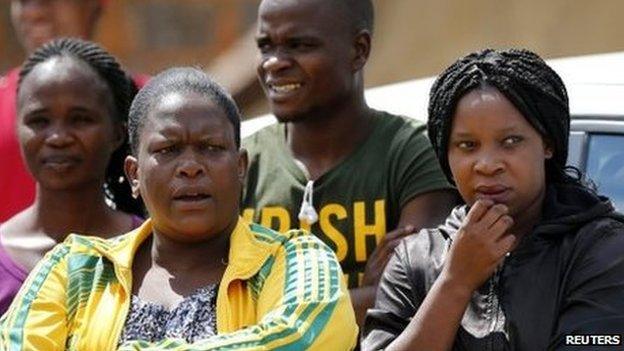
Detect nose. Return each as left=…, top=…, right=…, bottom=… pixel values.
left=176, top=149, right=206, bottom=179
left=45, top=125, right=74, bottom=148
left=473, top=150, right=505, bottom=176
left=261, top=52, right=292, bottom=74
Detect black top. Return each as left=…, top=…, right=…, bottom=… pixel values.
left=362, top=184, right=624, bottom=350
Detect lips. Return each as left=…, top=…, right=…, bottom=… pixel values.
left=474, top=184, right=511, bottom=203
left=264, top=80, right=303, bottom=101
left=172, top=186, right=212, bottom=210
left=41, top=155, right=81, bottom=172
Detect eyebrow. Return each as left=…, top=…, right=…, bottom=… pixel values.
left=452, top=124, right=523, bottom=136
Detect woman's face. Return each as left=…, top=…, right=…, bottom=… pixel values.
left=448, top=86, right=553, bottom=218
left=17, top=56, right=122, bottom=191
left=125, top=91, right=247, bottom=242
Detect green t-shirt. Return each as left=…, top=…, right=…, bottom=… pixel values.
left=242, top=111, right=452, bottom=288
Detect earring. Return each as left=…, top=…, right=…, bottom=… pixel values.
left=131, top=180, right=140, bottom=199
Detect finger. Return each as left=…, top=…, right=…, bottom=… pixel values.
left=488, top=215, right=514, bottom=240
left=495, top=233, right=517, bottom=257
left=480, top=204, right=509, bottom=229
left=465, top=199, right=494, bottom=224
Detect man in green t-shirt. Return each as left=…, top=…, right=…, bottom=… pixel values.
left=244, top=0, right=457, bottom=325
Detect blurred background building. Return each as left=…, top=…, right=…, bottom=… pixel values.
left=2, top=0, right=624, bottom=118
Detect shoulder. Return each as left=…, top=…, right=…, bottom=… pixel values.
left=248, top=222, right=332, bottom=253
left=242, top=123, right=281, bottom=153
left=59, top=232, right=124, bottom=258
left=372, top=110, right=435, bottom=155
left=374, top=110, right=427, bottom=139
left=400, top=228, right=448, bottom=273
left=571, top=215, right=624, bottom=253
left=0, top=68, right=19, bottom=92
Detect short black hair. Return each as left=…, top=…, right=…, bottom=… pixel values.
left=128, top=67, right=241, bottom=154
left=339, top=0, right=375, bottom=34
left=17, top=37, right=142, bottom=216
left=428, top=48, right=581, bottom=186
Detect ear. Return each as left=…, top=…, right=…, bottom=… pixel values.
left=124, top=155, right=141, bottom=199
left=352, top=30, right=371, bottom=72
left=238, top=148, right=249, bottom=183
left=543, top=140, right=554, bottom=159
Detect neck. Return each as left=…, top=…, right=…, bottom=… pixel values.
left=150, top=222, right=233, bottom=274
left=31, top=182, right=113, bottom=241
left=286, top=93, right=373, bottom=179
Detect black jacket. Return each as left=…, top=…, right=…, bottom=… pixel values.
left=363, top=184, right=624, bottom=350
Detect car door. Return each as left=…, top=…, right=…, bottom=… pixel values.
left=568, top=117, right=624, bottom=211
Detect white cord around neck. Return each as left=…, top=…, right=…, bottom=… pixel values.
left=298, top=180, right=318, bottom=225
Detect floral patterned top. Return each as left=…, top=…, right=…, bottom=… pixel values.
left=118, top=283, right=218, bottom=345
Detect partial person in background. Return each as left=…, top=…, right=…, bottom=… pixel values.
left=0, top=38, right=143, bottom=315
left=243, top=0, right=457, bottom=325
left=1, top=67, right=357, bottom=350
left=0, top=0, right=147, bottom=222
left=362, top=48, right=624, bottom=350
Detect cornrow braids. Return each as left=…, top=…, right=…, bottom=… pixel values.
left=18, top=37, right=143, bottom=216
left=427, top=48, right=582, bottom=187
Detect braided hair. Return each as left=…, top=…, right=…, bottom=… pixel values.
left=18, top=37, right=143, bottom=216
left=428, top=48, right=583, bottom=187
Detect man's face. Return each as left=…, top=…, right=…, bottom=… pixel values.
left=255, top=0, right=357, bottom=122
left=11, top=0, right=100, bottom=54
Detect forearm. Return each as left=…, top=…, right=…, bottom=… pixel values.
left=350, top=285, right=377, bottom=327
left=386, top=274, right=472, bottom=351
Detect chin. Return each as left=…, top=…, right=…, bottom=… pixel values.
left=271, top=102, right=316, bottom=123
left=171, top=225, right=220, bottom=242
left=272, top=109, right=301, bottom=123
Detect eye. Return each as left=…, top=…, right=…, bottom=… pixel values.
left=256, top=39, right=272, bottom=54
left=502, top=135, right=524, bottom=148
left=71, top=113, right=95, bottom=126
left=24, top=115, right=50, bottom=129
left=157, top=144, right=179, bottom=155
left=199, top=142, right=225, bottom=153
left=455, top=140, right=477, bottom=151
left=287, top=39, right=316, bottom=52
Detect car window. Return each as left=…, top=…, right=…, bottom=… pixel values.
left=585, top=133, right=624, bottom=211
left=567, top=131, right=587, bottom=169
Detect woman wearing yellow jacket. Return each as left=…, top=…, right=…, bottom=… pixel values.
left=0, top=67, right=357, bottom=350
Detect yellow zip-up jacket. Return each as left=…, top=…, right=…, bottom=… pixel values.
left=0, top=218, right=357, bottom=350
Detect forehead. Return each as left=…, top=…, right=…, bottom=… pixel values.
left=143, top=92, right=232, bottom=135
left=451, top=87, right=535, bottom=134
left=11, top=0, right=97, bottom=10
left=258, top=0, right=349, bottom=35
left=19, top=56, right=109, bottom=103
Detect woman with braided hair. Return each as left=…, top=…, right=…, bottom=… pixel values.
left=0, top=38, right=143, bottom=315
left=362, top=48, right=624, bottom=350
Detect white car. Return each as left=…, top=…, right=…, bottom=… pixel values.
left=242, top=52, right=624, bottom=210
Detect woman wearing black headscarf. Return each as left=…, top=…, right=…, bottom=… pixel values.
left=362, top=49, right=624, bottom=350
